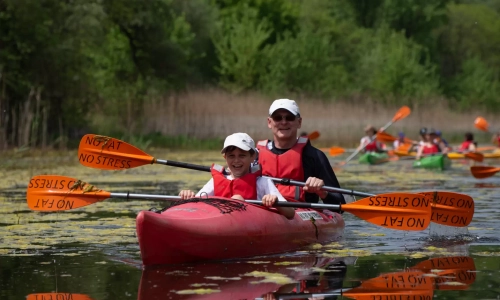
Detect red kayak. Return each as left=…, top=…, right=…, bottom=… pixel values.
left=136, top=197, right=345, bottom=266
left=137, top=254, right=350, bottom=300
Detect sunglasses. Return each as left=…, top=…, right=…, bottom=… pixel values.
left=271, top=114, right=297, bottom=122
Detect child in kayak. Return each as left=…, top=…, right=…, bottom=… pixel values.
left=429, top=128, right=449, bottom=154
left=393, top=132, right=406, bottom=149
left=458, top=132, right=477, bottom=152
left=179, top=132, right=295, bottom=219
left=415, top=128, right=440, bottom=160
left=358, top=125, right=385, bottom=153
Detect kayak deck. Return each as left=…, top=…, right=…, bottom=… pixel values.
left=136, top=197, right=345, bottom=266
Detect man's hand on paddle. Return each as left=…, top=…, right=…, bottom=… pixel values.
left=303, top=177, right=328, bottom=199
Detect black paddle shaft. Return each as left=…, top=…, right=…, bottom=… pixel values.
left=155, top=159, right=374, bottom=198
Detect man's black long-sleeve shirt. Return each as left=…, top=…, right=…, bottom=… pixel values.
left=265, top=140, right=346, bottom=205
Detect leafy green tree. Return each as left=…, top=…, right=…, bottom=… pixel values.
left=211, top=6, right=271, bottom=93
left=356, top=28, right=440, bottom=104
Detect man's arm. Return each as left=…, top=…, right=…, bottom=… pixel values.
left=302, top=144, right=346, bottom=205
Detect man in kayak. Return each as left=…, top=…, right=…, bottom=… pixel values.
left=357, top=125, right=386, bottom=153
left=179, top=132, right=295, bottom=219
left=257, top=99, right=345, bottom=205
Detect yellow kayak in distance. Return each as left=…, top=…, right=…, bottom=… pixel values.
left=395, top=150, right=500, bottom=159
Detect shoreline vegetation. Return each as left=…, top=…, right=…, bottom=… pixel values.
left=1, top=1, right=499, bottom=151
left=3, top=89, right=498, bottom=152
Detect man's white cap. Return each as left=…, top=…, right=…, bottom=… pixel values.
left=221, top=133, right=256, bottom=154
left=269, top=99, right=300, bottom=116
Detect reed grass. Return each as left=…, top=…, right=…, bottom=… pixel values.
left=138, top=89, right=497, bottom=148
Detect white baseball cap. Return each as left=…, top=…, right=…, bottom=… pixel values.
left=221, top=133, right=256, bottom=154
left=269, top=99, right=300, bottom=116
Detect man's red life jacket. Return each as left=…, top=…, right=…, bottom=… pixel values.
left=256, top=137, right=307, bottom=202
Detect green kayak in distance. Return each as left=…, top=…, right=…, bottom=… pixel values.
left=358, top=152, right=389, bottom=165
left=412, top=154, right=451, bottom=170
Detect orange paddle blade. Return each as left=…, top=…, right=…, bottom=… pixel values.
left=376, top=132, right=397, bottom=143
left=474, top=116, right=489, bottom=132
left=342, top=193, right=431, bottom=231
left=307, top=131, right=320, bottom=140
left=78, top=134, right=154, bottom=170
left=411, top=256, right=475, bottom=273
left=419, top=191, right=474, bottom=227
left=392, top=106, right=411, bottom=122
left=329, top=147, right=345, bottom=156
left=26, top=175, right=111, bottom=211
left=470, top=166, right=500, bottom=179
left=410, top=256, right=476, bottom=289
left=357, top=271, right=433, bottom=290
left=344, top=289, right=433, bottom=300
left=477, top=146, right=496, bottom=152
left=27, top=294, right=94, bottom=300
left=344, top=271, right=433, bottom=300
left=465, top=152, right=484, bottom=162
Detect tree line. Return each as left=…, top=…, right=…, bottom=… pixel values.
left=1, top=0, right=499, bottom=149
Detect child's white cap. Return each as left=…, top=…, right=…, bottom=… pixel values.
left=221, top=133, right=255, bottom=154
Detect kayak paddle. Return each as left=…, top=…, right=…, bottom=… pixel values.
left=77, top=134, right=474, bottom=227
left=307, top=131, right=320, bottom=140
left=26, top=175, right=432, bottom=231
left=410, top=256, right=476, bottom=288
left=474, top=116, right=490, bottom=132
left=470, top=166, right=500, bottom=179
left=27, top=294, right=93, bottom=300
left=339, top=106, right=411, bottom=166
left=477, top=146, right=497, bottom=152
left=329, top=147, right=345, bottom=156
left=376, top=131, right=414, bottom=144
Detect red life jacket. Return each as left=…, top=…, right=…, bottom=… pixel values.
left=211, top=164, right=260, bottom=199
left=459, top=141, right=473, bottom=152
left=496, top=136, right=500, bottom=147
left=422, top=143, right=439, bottom=154
left=257, top=137, right=307, bottom=202
left=364, top=136, right=382, bottom=152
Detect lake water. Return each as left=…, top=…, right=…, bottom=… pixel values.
left=1, top=149, right=499, bottom=299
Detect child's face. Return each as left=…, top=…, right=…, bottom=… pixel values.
left=224, top=148, right=255, bottom=178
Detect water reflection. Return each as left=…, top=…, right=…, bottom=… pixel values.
left=137, top=255, right=352, bottom=300
left=135, top=255, right=475, bottom=300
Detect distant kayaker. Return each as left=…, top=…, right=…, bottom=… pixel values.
left=393, top=132, right=406, bottom=149
left=358, top=125, right=386, bottom=153
left=257, top=99, right=345, bottom=205
left=429, top=128, right=449, bottom=154
left=435, top=130, right=450, bottom=148
left=179, top=132, right=295, bottom=219
left=415, top=128, right=440, bottom=160
left=491, top=131, right=500, bottom=148
left=458, top=132, right=477, bottom=152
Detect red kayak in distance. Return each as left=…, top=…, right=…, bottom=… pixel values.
left=136, top=197, right=345, bottom=266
